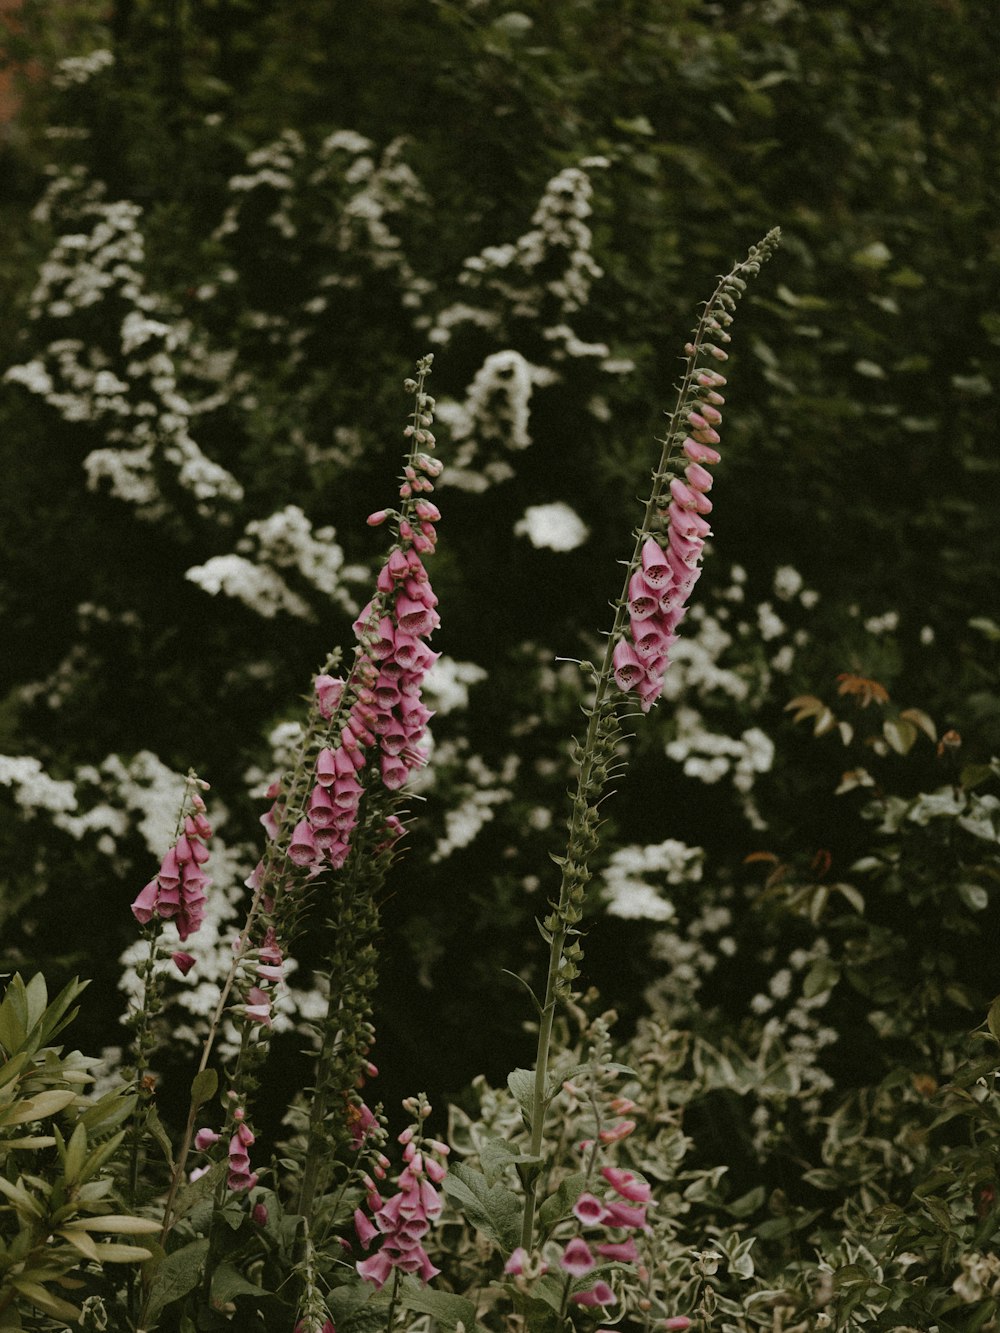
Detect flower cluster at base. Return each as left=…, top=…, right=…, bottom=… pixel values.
left=506, top=1155, right=652, bottom=1311
left=614, top=372, right=726, bottom=713
left=354, top=1115, right=449, bottom=1290
left=130, top=792, right=212, bottom=941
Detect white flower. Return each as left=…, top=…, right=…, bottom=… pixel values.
left=424, top=657, right=488, bottom=715
left=0, top=756, right=77, bottom=813
left=773, top=565, right=803, bottom=600
left=514, top=502, right=589, bottom=551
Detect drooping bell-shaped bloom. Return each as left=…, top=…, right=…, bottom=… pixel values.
left=130, top=809, right=213, bottom=942
left=571, top=1281, right=617, bottom=1308
left=560, top=1237, right=596, bottom=1277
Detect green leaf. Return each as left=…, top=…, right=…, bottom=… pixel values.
left=726, top=1185, right=766, bottom=1218
left=63, top=1120, right=87, bottom=1184
left=172, top=1160, right=224, bottom=1221
left=506, top=1068, right=536, bottom=1124
left=8, top=1278, right=79, bottom=1322
left=0, top=1053, right=29, bottom=1096
left=92, top=1241, right=154, bottom=1263
left=537, top=1171, right=586, bottom=1237
left=803, top=958, right=840, bottom=999
left=69, top=1215, right=161, bottom=1234
left=211, top=1261, right=267, bottom=1303
left=144, top=1105, right=176, bottom=1171
left=190, top=1068, right=218, bottom=1112
left=399, top=1276, right=477, bottom=1330
left=479, top=1135, right=518, bottom=1186
left=442, top=1162, right=522, bottom=1253
left=0, top=1089, right=76, bottom=1126
left=899, top=707, right=937, bottom=741
left=143, top=1237, right=209, bottom=1326
left=0, top=1176, right=43, bottom=1217
left=884, top=718, right=918, bottom=755
left=987, top=995, right=1000, bottom=1045
left=958, top=883, right=989, bottom=912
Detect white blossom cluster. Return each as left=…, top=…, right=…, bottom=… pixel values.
left=5, top=171, right=243, bottom=519
left=429, top=160, right=633, bottom=492
left=434, top=159, right=609, bottom=329
left=213, top=129, right=431, bottom=319
left=657, top=565, right=823, bottom=826
left=51, top=48, right=114, bottom=91
left=436, top=350, right=557, bottom=489
left=0, top=737, right=335, bottom=1059
left=411, top=740, right=517, bottom=863
left=0, top=755, right=77, bottom=815
left=747, top=940, right=839, bottom=1149
left=644, top=886, right=738, bottom=1023
left=514, top=501, right=590, bottom=552
left=185, top=505, right=366, bottom=620
left=423, top=656, right=488, bottom=715
left=603, top=838, right=705, bottom=921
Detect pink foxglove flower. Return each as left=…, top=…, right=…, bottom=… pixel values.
left=355, top=1127, right=447, bottom=1291
left=131, top=812, right=213, bottom=942
left=600, top=1165, right=652, bottom=1203
left=571, top=1281, right=616, bottom=1308
left=612, top=232, right=781, bottom=712
left=289, top=415, right=444, bottom=878
left=227, top=1110, right=257, bottom=1192
left=560, top=1237, right=596, bottom=1277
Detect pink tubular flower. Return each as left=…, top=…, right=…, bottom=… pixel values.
left=227, top=1115, right=257, bottom=1192
left=602, top=1199, right=647, bottom=1230
left=355, top=1130, right=446, bottom=1291
left=130, top=809, right=213, bottom=942
left=613, top=639, right=646, bottom=691
left=573, top=1192, right=609, bottom=1225
left=571, top=1281, right=616, bottom=1308
left=560, top=1237, right=596, bottom=1277
left=614, top=361, right=729, bottom=712
left=194, top=1128, right=220, bottom=1151
left=599, top=1119, right=637, bottom=1144
left=242, top=985, right=272, bottom=1027
left=600, top=1166, right=652, bottom=1203
left=596, top=1235, right=640, bottom=1263
left=664, top=1319, right=693, bottom=1330
left=504, top=1247, right=528, bottom=1275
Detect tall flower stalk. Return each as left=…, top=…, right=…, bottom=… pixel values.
left=518, top=230, right=780, bottom=1251
left=135, top=357, right=442, bottom=1327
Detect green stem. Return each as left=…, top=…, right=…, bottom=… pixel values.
left=386, top=1267, right=401, bottom=1333
left=517, top=246, right=775, bottom=1253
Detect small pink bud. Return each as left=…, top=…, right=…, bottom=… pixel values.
left=172, top=951, right=196, bottom=976
left=685, top=462, right=714, bottom=491
left=682, top=437, right=721, bottom=466
left=252, top=1202, right=268, bottom=1225
left=599, top=1119, right=637, bottom=1144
